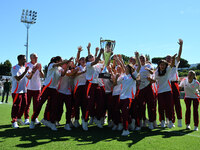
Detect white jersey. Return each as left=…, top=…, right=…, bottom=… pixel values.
left=57, top=70, right=72, bottom=95
left=112, top=74, right=124, bottom=96
left=179, top=78, right=200, bottom=99
left=11, top=64, right=27, bottom=93
left=139, top=64, right=153, bottom=90
left=43, top=63, right=62, bottom=89
left=86, top=62, right=103, bottom=84
left=26, top=62, right=41, bottom=90
left=170, top=59, right=180, bottom=82
left=154, top=66, right=172, bottom=94
left=118, top=71, right=138, bottom=100
left=74, top=65, right=86, bottom=88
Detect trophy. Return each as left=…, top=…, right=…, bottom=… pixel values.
left=99, top=37, right=116, bottom=79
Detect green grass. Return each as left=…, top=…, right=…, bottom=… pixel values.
left=0, top=96, right=200, bottom=150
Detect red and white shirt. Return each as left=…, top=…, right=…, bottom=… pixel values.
left=57, top=70, right=72, bottom=95
left=103, top=78, right=113, bottom=93
left=179, top=78, right=200, bottom=99
left=26, top=62, right=41, bottom=90
left=43, top=63, right=62, bottom=89
left=112, top=74, right=124, bottom=96
left=154, top=66, right=172, bottom=94
left=170, top=59, right=180, bottom=82
left=74, top=65, right=86, bottom=87
left=11, top=64, right=27, bottom=93
left=139, top=63, right=154, bottom=90
left=118, top=71, right=138, bottom=100
left=86, top=62, right=103, bottom=84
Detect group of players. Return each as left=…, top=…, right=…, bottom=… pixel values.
left=11, top=39, right=200, bottom=136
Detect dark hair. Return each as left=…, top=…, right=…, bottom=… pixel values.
left=78, top=57, right=85, bottom=66
left=127, top=64, right=136, bottom=80
left=54, top=56, right=62, bottom=62
left=48, top=57, right=56, bottom=67
left=86, top=55, right=93, bottom=62
left=17, top=55, right=25, bottom=61
left=158, top=59, right=168, bottom=76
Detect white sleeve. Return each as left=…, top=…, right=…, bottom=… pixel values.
left=179, top=79, right=185, bottom=88
left=12, top=67, right=18, bottom=77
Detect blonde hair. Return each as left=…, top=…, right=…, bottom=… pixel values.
left=188, top=70, right=197, bottom=80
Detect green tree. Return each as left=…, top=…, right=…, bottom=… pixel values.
left=0, top=60, right=12, bottom=76
left=151, top=57, right=190, bottom=68
left=197, top=63, right=200, bottom=70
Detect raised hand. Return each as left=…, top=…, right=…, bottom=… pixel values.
left=87, top=42, right=91, bottom=50
left=135, top=51, right=139, bottom=57
left=178, top=39, right=183, bottom=46
left=78, top=46, right=83, bottom=52
left=96, top=47, right=99, bottom=53
left=37, top=63, right=42, bottom=71
left=25, top=66, right=29, bottom=72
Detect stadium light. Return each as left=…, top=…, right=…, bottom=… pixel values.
left=21, top=9, right=37, bottom=62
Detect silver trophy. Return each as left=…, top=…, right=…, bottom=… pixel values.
left=99, top=37, right=116, bottom=79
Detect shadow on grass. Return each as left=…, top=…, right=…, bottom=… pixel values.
left=0, top=124, right=194, bottom=148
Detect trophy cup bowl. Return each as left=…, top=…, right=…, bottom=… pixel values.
left=99, top=37, right=116, bottom=79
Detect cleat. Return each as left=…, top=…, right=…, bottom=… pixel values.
left=178, top=119, right=182, bottom=127
left=24, top=119, right=30, bottom=125
left=64, top=124, right=72, bottom=131
left=121, top=130, right=130, bottom=136
left=12, top=122, right=19, bottom=128
left=29, top=121, right=35, bottom=129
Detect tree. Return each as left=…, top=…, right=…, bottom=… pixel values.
left=151, top=57, right=164, bottom=65
left=179, top=58, right=190, bottom=68
left=0, top=60, right=12, bottom=76
left=197, top=63, right=200, bottom=70
left=151, top=57, right=190, bottom=68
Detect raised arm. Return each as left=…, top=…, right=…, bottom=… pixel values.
left=53, top=57, right=74, bottom=68
left=87, top=42, right=91, bottom=56
left=94, top=47, right=99, bottom=59
left=170, top=54, right=177, bottom=68
left=135, top=52, right=141, bottom=73
left=91, top=48, right=104, bottom=66
left=75, top=46, right=83, bottom=66
left=176, top=39, right=183, bottom=62
left=115, top=55, right=125, bottom=73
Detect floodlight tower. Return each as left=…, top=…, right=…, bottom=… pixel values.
left=20, top=9, right=37, bottom=62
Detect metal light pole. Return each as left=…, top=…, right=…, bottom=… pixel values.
left=21, top=9, right=37, bottom=62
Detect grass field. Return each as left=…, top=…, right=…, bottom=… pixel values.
left=0, top=96, right=200, bottom=150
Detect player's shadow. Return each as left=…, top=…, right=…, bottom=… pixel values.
left=0, top=124, right=194, bottom=148
left=118, top=127, right=194, bottom=148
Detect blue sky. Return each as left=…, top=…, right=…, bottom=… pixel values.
left=0, top=0, right=200, bottom=67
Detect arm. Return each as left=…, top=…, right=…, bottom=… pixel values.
left=170, top=54, right=177, bottom=68
left=38, top=63, right=45, bottom=78
left=94, top=47, right=99, bottom=59
left=53, top=57, right=74, bottom=68
left=145, top=67, right=154, bottom=74
left=135, top=52, right=141, bottom=73
left=87, top=42, right=91, bottom=55
left=91, top=48, right=104, bottom=66
left=176, top=39, right=183, bottom=62
left=117, top=55, right=126, bottom=73
left=75, top=46, right=83, bottom=66
left=15, top=66, right=29, bottom=81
